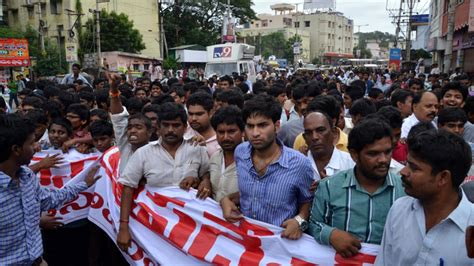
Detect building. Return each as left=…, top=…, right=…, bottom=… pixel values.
left=353, top=33, right=359, bottom=49
left=366, top=40, right=386, bottom=59
left=3, top=0, right=161, bottom=61
left=238, top=3, right=354, bottom=64
left=441, top=0, right=473, bottom=73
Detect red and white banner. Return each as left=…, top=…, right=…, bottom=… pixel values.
left=83, top=147, right=380, bottom=265
left=32, top=149, right=101, bottom=224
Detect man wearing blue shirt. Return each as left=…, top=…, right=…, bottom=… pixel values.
left=0, top=114, right=100, bottom=265
left=220, top=94, right=314, bottom=240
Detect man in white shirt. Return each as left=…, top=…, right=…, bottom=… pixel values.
left=60, top=63, right=92, bottom=87
left=376, top=130, right=474, bottom=265
left=302, top=111, right=354, bottom=182
left=401, top=91, right=438, bottom=139
left=116, top=102, right=210, bottom=252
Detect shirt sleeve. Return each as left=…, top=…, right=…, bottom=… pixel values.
left=296, top=158, right=315, bottom=204
left=198, top=146, right=210, bottom=178
left=118, top=148, right=145, bottom=188
left=110, top=107, right=129, bottom=152
left=36, top=177, right=88, bottom=211
left=308, top=180, right=336, bottom=245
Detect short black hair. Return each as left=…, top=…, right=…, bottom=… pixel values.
left=128, top=113, right=152, bottom=130
left=22, top=96, right=44, bottom=109
left=49, top=117, right=73, bottom=136
left=413, top=91, right=438, bottom=105
left=90, top=120, right=114, bottom=138
left=407, top=121, right=436, bottom=141
left=58, top=90, right=80, bottom=111
left=368, top=88, right=384, bottom=99
left=376, top=106, right=403, bottom=130
left=211, top=106, right=245, bottom=131
left=66, top=103, right=90, bottom=122
left=142, top=104, right=160, bottom=116
left=390, top=89, right=413, bottom=107
left=464, top=96, right=474, bottom=115
left=150, top=93, right=175, bottom=105
left=44, top=86, right=60, bottom=99
left=90, top=108, right=109, bottom=121
left=0, top=114, right=35, bottom=163
left=408, top=78, right=423, bottom=88
left=169, top=85, right=185, bottom=97
left=438, top=107, right=468, bottom=125
left=158, top=102, right=187, bottom=124
left=307, top=95, right=341, bottom=125
left=292, top=84, right=307, bottom=101
left=348, top=118, right=393, bottom=152
left=407, top=130, right=471, bottom=188
left=215, top=89, right=244, bottom=109
left=25, top=109, right=49, bottom=126
left=237, top=82, right=250, bottom=94
left=242, top=94, right=282, bottom=123
left=72, top=63, right=81, bottom=69
left=79, top=91, right=95, bottom=103
left=345, top=85, right=365, bottom=101
left=440, top=81, right=468, bottom=102
left=219, top=75, right=234, bottom=85
left=126, top=97, right=145, bottom=114
left=186, top=91, right=214, bottom=112
left=349, top=98, right=376, bottom=117
left=267, top=85, right=286, bottom=98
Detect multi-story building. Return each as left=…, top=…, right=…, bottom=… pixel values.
left=238, top=3, right=354, bottom=64
left=4, top=0, right=161, bottom=60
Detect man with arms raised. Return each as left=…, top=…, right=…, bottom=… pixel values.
left=220, top=95, right=313, bottom=240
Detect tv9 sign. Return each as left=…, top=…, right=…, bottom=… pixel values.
left=213, top=47, right=232, bottom=58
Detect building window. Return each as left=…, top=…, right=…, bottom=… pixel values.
left=256, top=23, right=259, bottom=27
left=328, top=21, right=331, bottom=28
left=294, top=21, right=300, bottom=28
left=305, top=21, right=310, bottom=27
left=283, top=17, right=292, bottom=26
left=144, top=64, right=150, bottom=70
left=133, top=64, right=140, bottom=71
left=262, top=19, right=268, bottom=27
left=50, top=0, right=63, bottom=15
left=328, top=46, right=331, bottom=51
left=457, top=0, right=464, bottom=4
left=328, top=33, right=331, bottom=39
left=10, top=10, right=19, bottom=24
left=27, top=6, right=34, bottom=19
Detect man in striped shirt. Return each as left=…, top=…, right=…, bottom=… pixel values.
left=309, top=118, right=405, bottom=258
left=220, top=94, right=314, bottom=240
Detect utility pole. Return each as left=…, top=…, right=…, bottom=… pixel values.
left=355, top=24, right=369, bottom=33
left=444, top=0, right=455, bottom=73
left=405, top=0, right=416, bottom=62
left=95, top=0, right=101, bottom=67
left=394, top=0, right=403, bottom=48
left=37, top=1, right=45, bottom=54
left=158, top=0, right=164, bottom=59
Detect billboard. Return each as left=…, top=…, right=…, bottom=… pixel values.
left=389, top=48, right=402, bottom=71
left=0, top=38, right=30, bottom=67
left=303, top=0, right=335, bottom=10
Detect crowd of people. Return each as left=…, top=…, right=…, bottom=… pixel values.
left=1, top=62, right=474, bottom=265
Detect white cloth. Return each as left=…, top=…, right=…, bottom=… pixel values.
left=401, top=113, right=437, bottom=139
left=60, top=73, right=91, bottom=87
left=119, top=138, right=209, bottom=188
left=389, top=158, right=404, bottom=173
left=110, top=107, right=133, bottom=173
left=375, top=191, right=474, bottom=265
left=307, top=148, right=355, bottom=181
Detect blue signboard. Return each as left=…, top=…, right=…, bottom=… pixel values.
left=411, top=14, right=429, bottom=24
left=389, top=48, right=401, bottom=60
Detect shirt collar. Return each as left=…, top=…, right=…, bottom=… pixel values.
left=0, top=171, right=12, bottom=188
left=326, top=147, right=343, bottom=170
left=242, top=139, right=289, bottom=168
left=342, top=167, right=395, bottom=189
left=445, top=190, right=471, bottom=233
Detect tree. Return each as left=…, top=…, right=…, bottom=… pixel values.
left=162, top=0, right=257, bottom=48
left=353, top=46, right=372, bottom=59
left=81, top=10, right=145, bottom=54
left=285, top=34, right=302, bottom=63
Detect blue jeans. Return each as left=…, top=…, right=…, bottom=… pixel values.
left=9, top=92, right=18, bottom=109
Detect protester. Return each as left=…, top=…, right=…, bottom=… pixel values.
left=401, top=91, right=438, bottom=139
left=376, top=130, right=473, bottom=265
left=309, top=118, right=405, bottom=258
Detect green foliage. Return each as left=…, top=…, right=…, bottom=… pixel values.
left=162, top=57, right=179, bottom=71
left=162, top=0, right=256, bottom=48
left=285, top=34, right=302, bottom=63
left=81, top=10, right=145, bottom=54
left=356, top=31, right=396, bottom=49
left=0, top=26, right=25, bottom=38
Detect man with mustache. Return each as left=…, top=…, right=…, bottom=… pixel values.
left=116, top=102, right=210, bottom=252
left=376, top=130, right=474, bottom=265
left=309, top=118, right=405, bottom=258
left=209, top=106, right=244, bottom=202
left=401, top=91, right=438, bottom=139
left=220, top=94, right=314, bottom=240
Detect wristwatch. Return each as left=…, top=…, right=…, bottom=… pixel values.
left=294, top=215, right=308, bottom=231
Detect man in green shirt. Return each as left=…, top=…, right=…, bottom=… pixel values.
left=7, top=78, right=18, bottom=109
left=309, top=118, right=405, bottom=258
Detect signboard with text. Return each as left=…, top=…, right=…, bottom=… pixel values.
left=0, top=38, right=30, bottom=67
left=389, top=48, right=401, bottom=71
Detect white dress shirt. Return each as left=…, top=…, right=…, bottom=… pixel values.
left=375, top=191, right=474, bottom=265
left=110, top=107, right=133, bottom=173
left=307, top=147, right=355, bottom=181
left=401, top=113, right=437, bottom=139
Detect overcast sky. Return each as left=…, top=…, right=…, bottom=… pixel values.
left=251, top=0, right=431, bottom=34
